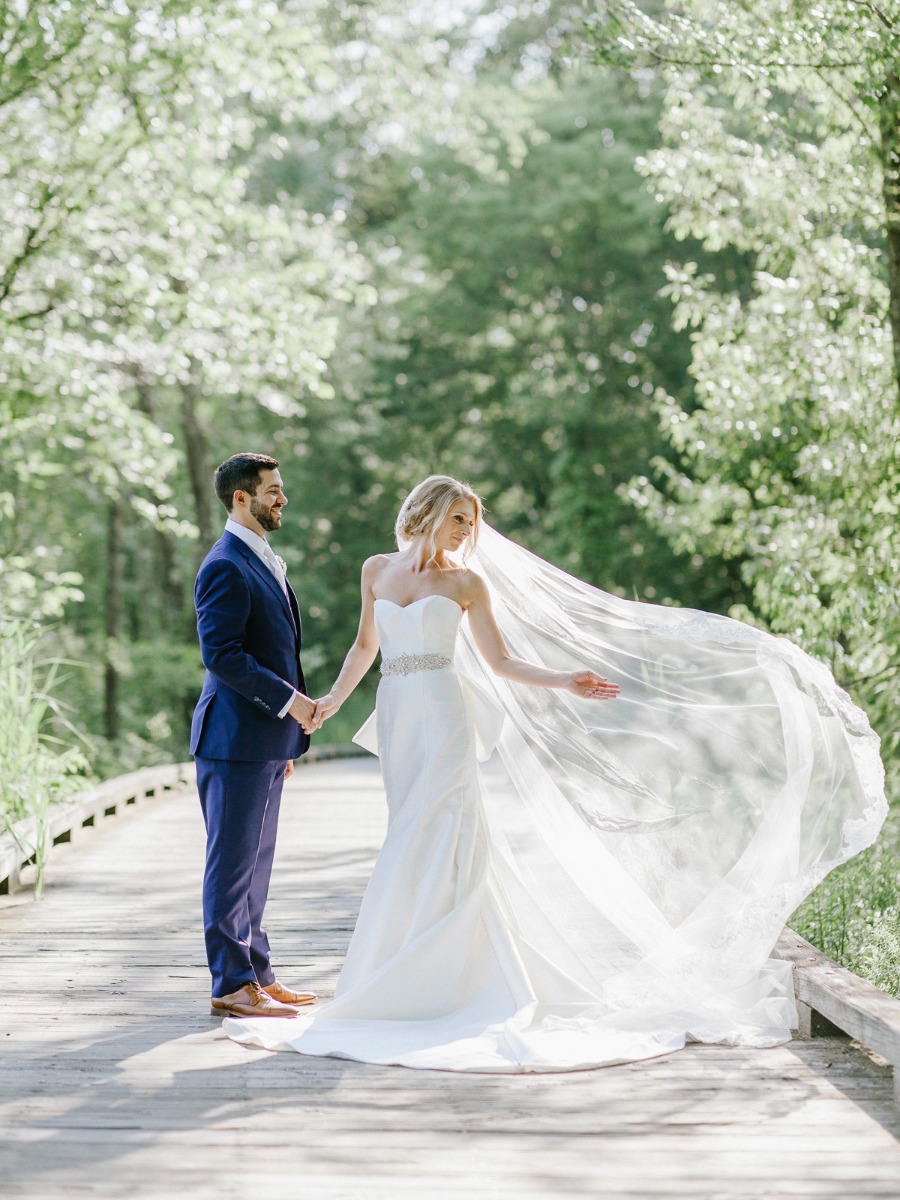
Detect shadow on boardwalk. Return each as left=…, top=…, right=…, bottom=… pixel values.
left=1, top=758, right=898, bottom=1200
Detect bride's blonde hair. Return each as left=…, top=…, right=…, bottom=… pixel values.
left=394, top=475, right=484, bottom=561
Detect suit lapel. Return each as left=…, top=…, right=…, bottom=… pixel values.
left=225, top=532, right=297, bottom=629
left=287, top=581, right=302, bottom=645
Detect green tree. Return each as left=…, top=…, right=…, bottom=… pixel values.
left=580, top=0, right=900, bottom=981
left=2, top=1, right=556, bottom=759
left=581, top=1, right=900, bottom=773
left=1, top=1, right=381, bottom=755
left=256, top=60, right=748, bottom=708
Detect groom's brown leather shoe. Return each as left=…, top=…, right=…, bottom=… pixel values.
left=210, top=981, right=301, bottom=1018
left=263, top=980, right=317, bottom=1006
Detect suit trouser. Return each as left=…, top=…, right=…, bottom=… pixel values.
left=195, top=756, right=287, bottom=997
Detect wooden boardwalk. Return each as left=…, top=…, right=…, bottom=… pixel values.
left=1, top=757, right=899, bottom=1200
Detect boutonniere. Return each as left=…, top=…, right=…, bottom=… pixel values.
left=276, top=555, right=287, bottom=575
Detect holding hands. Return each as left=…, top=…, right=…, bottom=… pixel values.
left=288, top=691, right=318, bottom=734
left=310, top=692, right=340, bottom=732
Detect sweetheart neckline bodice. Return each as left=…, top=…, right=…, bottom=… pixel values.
left=374, top=595, right=465, bottom=615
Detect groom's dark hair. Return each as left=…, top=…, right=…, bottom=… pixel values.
left=214, top=453, right=279, bottom=512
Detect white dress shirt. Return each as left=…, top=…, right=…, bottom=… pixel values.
left=224, top=518, right=297, bottom=718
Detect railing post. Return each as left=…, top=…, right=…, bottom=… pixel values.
left=3, top=859, right=22, bottom=895
left=796, top=999, right=813, bottom=1038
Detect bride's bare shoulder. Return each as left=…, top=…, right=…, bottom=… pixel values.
left=457, top=566, right=490, bottom=607
left=361, top=553, right=397, bottom=584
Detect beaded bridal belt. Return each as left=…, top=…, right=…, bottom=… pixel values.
left=380, top=652, right=454, bottom=677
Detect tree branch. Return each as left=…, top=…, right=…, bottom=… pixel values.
left=859, top=1, right=896, bottom=32
left=0, top=17, right=88, bottom=110
left=646, top=50, right=866, bottom=70
left=11, top=301, right=57, bottom=323
left=814, top=70, right=876, bottom=138
left=596, top=0, right=875, bottom=73
left=0, top=180, right=55, bottom=305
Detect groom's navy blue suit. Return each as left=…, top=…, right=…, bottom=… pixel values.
left=191, top=529, right=310, bottom=997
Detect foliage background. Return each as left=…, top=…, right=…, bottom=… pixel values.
left=2, top=0, right=897, bottom=987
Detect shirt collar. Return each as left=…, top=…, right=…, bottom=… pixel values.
left=225, top=517, right=270, bottom=561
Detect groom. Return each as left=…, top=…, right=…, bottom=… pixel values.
left=191, top=452, right=317, bottom=1018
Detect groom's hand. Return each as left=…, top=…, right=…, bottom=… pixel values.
left=288, top=692, right=317, bottom=733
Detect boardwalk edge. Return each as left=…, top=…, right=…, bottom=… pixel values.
left=0, top=744, right=371, bottom=897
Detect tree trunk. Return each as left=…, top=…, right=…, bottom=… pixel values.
left=180, top=370, right=216, bottom=556
left=104, top=499, right=123, bottom=741
left=879, top=71, right=900, bottom=394
left=132, top=375, right=185, bottom=627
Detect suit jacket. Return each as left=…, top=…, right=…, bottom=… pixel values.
left=190, top=530, right=310, bottom=762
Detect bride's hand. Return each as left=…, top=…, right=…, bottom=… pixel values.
left=311, top=692, right=341, bottom=730
left=566, top=670, right=620, bottom=701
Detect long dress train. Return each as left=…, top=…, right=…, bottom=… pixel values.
left=224, top=527, right=886, bottom=1073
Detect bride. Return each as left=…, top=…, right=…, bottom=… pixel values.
left=223, top=474, right=886, bottom=1072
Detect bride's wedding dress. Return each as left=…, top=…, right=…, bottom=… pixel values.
left=224, top=526, right=886, bottom=1072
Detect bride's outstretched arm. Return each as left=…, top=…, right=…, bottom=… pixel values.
left=465, top=573, right=620, bottom=701
left=311, top=559, right=381, bottom=729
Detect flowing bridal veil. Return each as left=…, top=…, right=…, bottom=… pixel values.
left=226, top=521, right=886, bottom=1071
left=449, top=523, right=886, bottom=1046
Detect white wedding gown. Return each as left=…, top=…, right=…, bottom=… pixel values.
left=224, top=530, right=886, bottom=1073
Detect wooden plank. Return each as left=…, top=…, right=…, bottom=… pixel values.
left=1, top=756, right=898, bottom=1200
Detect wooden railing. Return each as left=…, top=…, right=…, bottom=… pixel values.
left=775, top=928, right=900, bottom=1103
left=0, top=762, right=194, bottom=895
left=2, top=755, right=898, bottom=1103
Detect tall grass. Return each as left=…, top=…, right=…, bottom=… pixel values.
left=0, top=617, right=88, bottom=896
left=790, top=807, right=900, bottom=997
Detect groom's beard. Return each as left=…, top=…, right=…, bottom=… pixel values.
left=250, top=498, right=282, bottom=532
